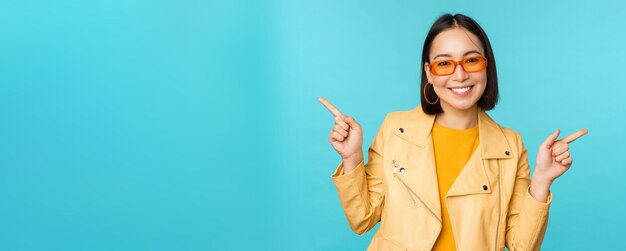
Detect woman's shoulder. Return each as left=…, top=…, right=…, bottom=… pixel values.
left=499, top=125, right=523, bottom=142
left=490, top=120, right=527, bottom=152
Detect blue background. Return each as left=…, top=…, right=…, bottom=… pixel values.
left=1, top=0, right=624, bottom=250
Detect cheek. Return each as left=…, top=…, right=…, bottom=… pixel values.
left=480, top=71, right=488, bottom=81
left=430, top=78, right=449, bottom=94
left=431, top=76, right=451, bottom=87
left=473, top=73, right=488, bottom=90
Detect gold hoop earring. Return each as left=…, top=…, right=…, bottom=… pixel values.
left=423, top=83, right=439, bottom=105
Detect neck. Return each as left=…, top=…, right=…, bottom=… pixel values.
left=435, top=104, right=479, bottom=130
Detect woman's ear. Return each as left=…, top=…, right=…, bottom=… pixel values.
left=424, top=62, right=433, bottom=83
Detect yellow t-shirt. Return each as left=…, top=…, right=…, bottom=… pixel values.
left=431, top=121, right=480, bottom=251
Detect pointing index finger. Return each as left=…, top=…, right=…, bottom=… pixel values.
left=561, top=129, right=589, bottom=144
left=318, top=97, right=344, bottom=117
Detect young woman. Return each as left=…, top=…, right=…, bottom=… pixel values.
left=319, top=13, right=587, bottom=251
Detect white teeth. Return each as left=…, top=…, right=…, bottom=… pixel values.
left=451, top=86, right=471, bottom=93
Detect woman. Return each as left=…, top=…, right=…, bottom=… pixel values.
left=319, top=13, right=587, bottom=251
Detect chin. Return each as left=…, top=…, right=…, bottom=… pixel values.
left=443, top=99, right=479, bottom=111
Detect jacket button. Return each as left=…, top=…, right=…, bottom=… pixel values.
left=398, top=128, right=404, bottom=133
left=505, top=150, right=510, bottom=156
left=483, top=185, right=488, bottom=191
left=399, top=167, right=405, bottom=173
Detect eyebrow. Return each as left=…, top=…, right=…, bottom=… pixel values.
left=433, top=50, right=482, bottom=61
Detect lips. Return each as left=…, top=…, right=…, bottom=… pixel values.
left=449, top=85, right=473, bottom=96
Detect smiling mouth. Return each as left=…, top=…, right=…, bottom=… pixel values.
left=449, top=86, right=473, bottom=94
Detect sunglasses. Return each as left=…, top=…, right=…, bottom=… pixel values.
left=429, top=56, right=488, bottom=76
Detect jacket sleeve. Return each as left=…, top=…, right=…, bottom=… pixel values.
left=505, top=133, right=553, bottom=251
left=330, top=114, right=388, bottom=235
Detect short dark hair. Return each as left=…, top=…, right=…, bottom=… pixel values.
left=420, top=13, right=499, bottom=114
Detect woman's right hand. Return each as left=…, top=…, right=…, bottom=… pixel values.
left=318, top=97, right=364, bottom=172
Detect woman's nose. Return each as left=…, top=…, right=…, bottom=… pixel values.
left=451, top=63, right=469, bottom=82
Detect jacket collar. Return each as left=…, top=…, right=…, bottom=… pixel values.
left=394, top=105, right=512, bottom=160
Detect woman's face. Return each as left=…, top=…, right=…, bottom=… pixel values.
left=424, top=27, right=487, bottom=113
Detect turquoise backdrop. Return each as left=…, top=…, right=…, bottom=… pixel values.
left=1, top=0, right=624, bottom=250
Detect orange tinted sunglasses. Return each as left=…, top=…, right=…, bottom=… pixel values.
left=429, top=56, right=488, bottom=76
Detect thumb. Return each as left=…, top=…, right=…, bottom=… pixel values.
left=541, top=129, right=560, bottom=149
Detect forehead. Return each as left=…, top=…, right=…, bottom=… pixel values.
left=429, top=28, right=484, bottom=60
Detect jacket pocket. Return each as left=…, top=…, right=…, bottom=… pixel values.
left=394, top=175, right=422, bottom=208
left=392, top=160, right=422, bottom=208
left=377, top=237, right=408, bottom=251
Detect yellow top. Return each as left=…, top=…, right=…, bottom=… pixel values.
left=431, top=121, right=480, bottom=251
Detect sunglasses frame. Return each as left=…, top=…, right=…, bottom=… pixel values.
left=428, top=56, right=488, bottom=76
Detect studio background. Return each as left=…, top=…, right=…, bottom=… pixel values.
left=1, top=0, right=624, bottom=250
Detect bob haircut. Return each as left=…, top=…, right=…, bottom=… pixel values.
left=420, top=13, right=499, bottom=114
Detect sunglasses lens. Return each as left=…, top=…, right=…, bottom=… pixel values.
left=432, top=61, right=455, bottom=75
left=463, top=57, right=487, bottom=72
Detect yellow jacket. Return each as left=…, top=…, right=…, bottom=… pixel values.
left=331, top=106, right=552, bottom=251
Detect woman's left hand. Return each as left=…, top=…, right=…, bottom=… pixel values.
left=534, top=128, right=589, bottom=183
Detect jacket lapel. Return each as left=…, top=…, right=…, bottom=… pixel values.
left=446, top=109, right=513, bottom=197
